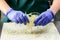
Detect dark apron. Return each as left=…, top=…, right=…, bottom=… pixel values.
left=1, top=0, right=50, bottom=22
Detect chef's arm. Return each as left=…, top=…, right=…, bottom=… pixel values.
left=0, top=0, right=29, bottom=24
left=0, top=0, right=60, bottom=16
left=0, top=0, right=10, bottom=14
left=50, top=0, right=60, bottom=15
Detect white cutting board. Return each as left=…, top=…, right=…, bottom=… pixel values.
left=1, top=22, right=60, bottom=40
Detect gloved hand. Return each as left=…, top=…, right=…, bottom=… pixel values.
left=34, top=9, right=54, bottom=26
left=5, top=8, right=29, bottom=25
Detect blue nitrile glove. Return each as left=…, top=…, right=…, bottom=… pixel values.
left=5, top=8, right=29, bottom=25
left=34, top=9, right=54, bottom=26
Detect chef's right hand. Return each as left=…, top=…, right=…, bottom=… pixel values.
left=5, top=8, right=29, bottom=25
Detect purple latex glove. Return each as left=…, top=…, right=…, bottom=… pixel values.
left=34, top=9, right=54, bottom=26
left=5, top=8, right=29, bottom=25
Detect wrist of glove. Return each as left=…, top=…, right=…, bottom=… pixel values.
left=34, top=9, right=55, bottom=26
left=5, top=8, right=29, bottom=25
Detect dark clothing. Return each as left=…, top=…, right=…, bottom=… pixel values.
left=1, top=0, right=50, bottom=22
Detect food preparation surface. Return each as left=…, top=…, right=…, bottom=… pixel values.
left=1, top=22, right=60, bottom=40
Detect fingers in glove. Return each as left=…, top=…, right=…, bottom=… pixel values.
left=23, top=15, right=29, bottom=23
left=16, top=16, right=23, bottom=24
left=34, top=16, right=42, bottom=26
left=42, top=18, right=51, bottom=26
left=36, top=17, right=45, bottom=26
left=20, top=15, right=26, bottom=25
left=34, top=16, right=42, bottom=24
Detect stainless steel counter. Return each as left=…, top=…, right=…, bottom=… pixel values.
left=54, top=21, right=60, bottom=33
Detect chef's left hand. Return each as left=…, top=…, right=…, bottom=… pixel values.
left=34, top=9, right=55, bottom=26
